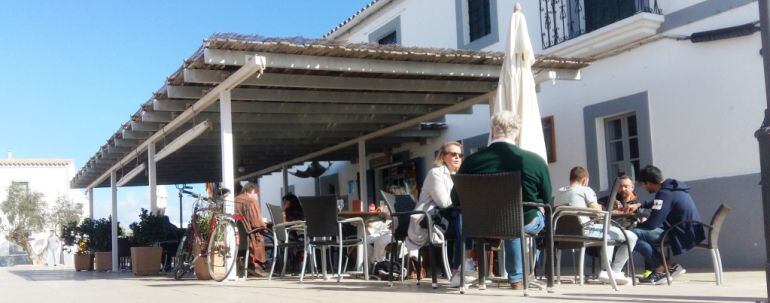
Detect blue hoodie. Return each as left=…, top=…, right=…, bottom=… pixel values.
left=638, top=179, right=706, bottom=255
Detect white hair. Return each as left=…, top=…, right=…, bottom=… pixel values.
left=490, top=111, right=520, bottom=139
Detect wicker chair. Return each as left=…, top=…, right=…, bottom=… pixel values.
left=659, top=203, right=731, bottom=286
left=452, top=172, right=545, bottom=296
left=380, top=191, right=451, bottom=288
left=298, top=195, right=368, bottom=282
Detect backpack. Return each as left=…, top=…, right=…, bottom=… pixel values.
left=372, top=260, right=406, bottom=280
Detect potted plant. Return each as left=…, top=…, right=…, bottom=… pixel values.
left=91, top=217, right=123, bottom=272
left=71, top=219, right=93, bottom=271
left=193, top=212, right=212, bottom=280
left=128, top=208, right=165, bottom=276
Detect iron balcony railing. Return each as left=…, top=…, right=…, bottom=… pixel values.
left=539, top=0, right=662, bottom=49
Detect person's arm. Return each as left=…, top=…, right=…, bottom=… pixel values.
left=538, top=164, right=552, bottom=206
left=586, top=201, right=603, bottom=211
left=425, top=168, right=454, bottom=209
left=637, top=191, right=673, bottom=230
left=585, top=187, right=603, bottom=211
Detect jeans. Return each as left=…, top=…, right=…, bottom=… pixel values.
left=441, top=208, right=473, bottom=269
left=584, top=225, right=638, bottom=273
left=504, top=211, right=545, bottom=282
left=631, top=227, right=664, bottom=270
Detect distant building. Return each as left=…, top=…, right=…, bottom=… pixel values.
left=0, top=151, right=87, bottom=265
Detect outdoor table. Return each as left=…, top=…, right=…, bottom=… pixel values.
left=611, top=213, right=637, bottom=229
left=337, top=211, right=389, bottom=220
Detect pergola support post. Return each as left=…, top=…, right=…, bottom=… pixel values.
left=148, top=141, right=157, bottom=214
left=357, top=140, right=367, bottom=206
left=88, top=188, right=94, bottom=219
left=282, top=165, right=289, bottom=196
left=110, top=171, right=118, bottom=272
left=220, top=89, right=237, bottom=281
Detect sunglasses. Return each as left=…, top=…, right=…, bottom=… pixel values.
left=446, top=152, right=464, bottom=158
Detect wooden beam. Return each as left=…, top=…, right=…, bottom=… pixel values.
left=183, top=69, right=497, bottom=93
left=165, top=85, right=468, bottom=105
left=203, top=49, right=500, bottom=78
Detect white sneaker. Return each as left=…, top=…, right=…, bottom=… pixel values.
left=598, top=270, right=630, bottom=285
left=448, top=272, right=478, bottom=288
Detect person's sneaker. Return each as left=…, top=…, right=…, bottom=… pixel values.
left=509, top=281, right=524, bottom=290
left=669, top=263, right=686, bottom=279
left=641, top=269, right=653, bottom=279
left=247, top=266, right=269, bottom=278
left=638, top=271, right=668, bottom=285
left=598, top=270, right=630, bottom=285
left=448, top=272, right=478, bottom=288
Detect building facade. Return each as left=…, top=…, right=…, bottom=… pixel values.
left=0, top=153, right=87, bottom=265
left=258, top=0, right=765, bottom=268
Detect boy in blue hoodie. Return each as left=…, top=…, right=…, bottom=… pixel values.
left=628, top=165, right=706, bottom=285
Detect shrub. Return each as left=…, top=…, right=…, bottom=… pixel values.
left=129, top=208, right=166, bottom=246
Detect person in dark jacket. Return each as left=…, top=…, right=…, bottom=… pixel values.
left=628, top=165, right=705, bottom=285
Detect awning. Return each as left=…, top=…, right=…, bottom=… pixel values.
left=71, top=34, right=589, bottom=189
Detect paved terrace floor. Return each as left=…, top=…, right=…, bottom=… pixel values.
left=1, top=265, right=767, bottom=303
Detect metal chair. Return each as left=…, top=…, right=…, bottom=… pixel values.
left=380, top=191, right=451, bottom=288
left=552, top=207, right=635, bottom=290
left=298, top=196, right=368, bottom=282
left=266, top=203, right=305, bottom=280
left=452, top=172, right=544, bottom=296
left=660, top=203, right=731, bottom=286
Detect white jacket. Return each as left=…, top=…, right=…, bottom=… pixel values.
left=405, top=165, right=453, bottom=251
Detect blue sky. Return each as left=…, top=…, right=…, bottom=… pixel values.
left=0, top=0, right=372, bottom=226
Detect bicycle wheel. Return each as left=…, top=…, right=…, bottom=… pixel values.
left=208, top=220, right=238, bottom=282
left=174, top=230, right=193, bottom=280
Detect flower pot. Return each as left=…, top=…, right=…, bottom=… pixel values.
left=94, top=251, right=112, bottom=272
left=192, top=242, right=211, bottom=280
left=130, top=246, right=163, bottom=276
left=194, top=257, right=211, bottom=280
left=74, top=254, right=93, bottom=271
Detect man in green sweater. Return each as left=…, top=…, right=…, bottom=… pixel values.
left=457, top=111, right=552, bottom=289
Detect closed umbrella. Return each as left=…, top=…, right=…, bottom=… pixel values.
left=491, top=3, right=548, bottom=162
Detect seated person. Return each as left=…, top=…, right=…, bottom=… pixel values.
left=366, top=205, right=393, bottom=265
left=454, top=111, right=549, bottom=290
left=627, top=165, right=706, bottom=285
left=234, top=182, right=268, bottom=277
left=554, top=166, right=637, bottom=285
left=405, top=141, right=475, bottom=287
left=609, top=175, right=649, bottom=227
left=282, top=193, right=304, bottom=222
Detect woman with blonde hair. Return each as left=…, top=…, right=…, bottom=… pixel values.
left=405, top=141, right=474, bottom=287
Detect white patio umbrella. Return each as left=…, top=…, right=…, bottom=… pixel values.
left=491, top=3, right=548, bottom=162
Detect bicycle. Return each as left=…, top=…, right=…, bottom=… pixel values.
left=173, top=188, right=270, bottom=281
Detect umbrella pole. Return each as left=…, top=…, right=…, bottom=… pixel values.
left=757, top=0, right=770, bottom=299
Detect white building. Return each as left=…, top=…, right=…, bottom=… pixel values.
left=0, top=152, right=87, bottom=264
left=258, top=0, right=765, bottom=269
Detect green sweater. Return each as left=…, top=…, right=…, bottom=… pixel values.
left=456, top=141, right=552, bottom=224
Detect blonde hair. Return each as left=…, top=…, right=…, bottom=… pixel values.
left=433, top=141, right=463, bottom=167
left=491, top=111, right=520, bottom=139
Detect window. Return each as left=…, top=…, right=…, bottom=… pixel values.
left=11, top=181, right=29, bottom=193
left=542, top=116, right=557, bottom=163
left=604, top=113, right=639, bottom=178
left=377, top=31, right=398, bottom=45
left=455, top=0, right=498, bottom=50
left=583, top=92, right=652, bottom=191
left=368, top=17, right=401, bottom=45
left=468, top=0, right=492, bottom=42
